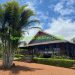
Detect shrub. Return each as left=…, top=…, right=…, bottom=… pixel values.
left=14, top=54, right=25, bottom=60
left=33, top=58, right=75, bottom=68
left=38, top=54, right=44, bottom=58
left=0, top=53, right=2, bottom=58
left=15, top=54, right=24, bottom=58
left=51, top=55, right=71, bottom=59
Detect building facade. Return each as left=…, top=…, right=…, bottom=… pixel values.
left=20, top=31, right=75, bottom=59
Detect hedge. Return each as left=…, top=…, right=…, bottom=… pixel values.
left=15, top=54, right=24, bottom=58
left=33, top=58, right=75, bottom=68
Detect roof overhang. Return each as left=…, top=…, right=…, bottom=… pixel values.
left=19, top=40, right=68, bottom=48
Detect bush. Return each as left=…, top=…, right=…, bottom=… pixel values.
left=51, top=55, right=70, bottom=59
left=38, top=54, right=44, bottom=58
left=15, top=54, right=24, bottom=58
left=14, top=54, right=25, bottom=60
left=33, top=58, right=75, bottom=68
left=0, top=53, right=2, bottom=58
left=14, top=54, right=33, bottom=60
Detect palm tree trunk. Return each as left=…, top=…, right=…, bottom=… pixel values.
left=2, top=27, right=14, bottom=68
left=3, top=52, right=13, bottom=68
left=3, top=43, right=14, bottom=68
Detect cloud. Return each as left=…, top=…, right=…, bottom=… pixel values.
left=26, top=2, right=36, bottom=12
left=26, top=1, right=49, bottom=21
left=54, top=0, right=75, bottom=16
left=37, top=11, right=49, bottom=21
left=45, top=0, right=75, bottom=41
left=45, top=17, right=75, bottom=41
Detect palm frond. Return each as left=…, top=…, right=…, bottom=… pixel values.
left=27, top=19, right=40, bottom=25
left=29, top=27, right=42, bottom=31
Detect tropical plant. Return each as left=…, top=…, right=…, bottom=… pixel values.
left=0, top=1, right=40, bottom=68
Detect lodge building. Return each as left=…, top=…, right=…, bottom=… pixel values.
left=20, top=31, right=75, bottom=59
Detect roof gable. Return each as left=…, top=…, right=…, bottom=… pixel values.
left=29, top=31, right=63, bottom=44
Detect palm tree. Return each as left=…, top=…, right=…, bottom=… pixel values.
left=0, top=1, right=40, bottom=68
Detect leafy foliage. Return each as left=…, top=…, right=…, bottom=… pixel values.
left=34, top=58, right=75, bottom=68
left=0, top=1, right=40, bottom=68
left=51, top=55, right=71, bottom=59
left=0, top=1, right=39, bottom=50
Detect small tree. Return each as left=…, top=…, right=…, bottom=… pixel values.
left=0, top=1, right=39, bottom=68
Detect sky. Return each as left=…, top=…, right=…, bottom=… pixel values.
left=0, top=0, right=75, bottom=43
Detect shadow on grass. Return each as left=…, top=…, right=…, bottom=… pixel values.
left=0, top=64, right=43, bottom=75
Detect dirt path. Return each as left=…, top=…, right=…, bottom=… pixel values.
left=0, top=60, right=75, bottom=75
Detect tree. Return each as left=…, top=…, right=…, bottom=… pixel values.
left=71, top=38, right=75, bottom=43
left=0, top=1, right=40, bottom=68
